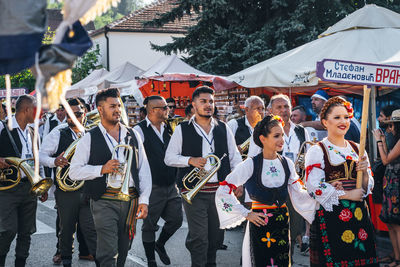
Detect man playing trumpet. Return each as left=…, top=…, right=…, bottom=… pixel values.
left=40, top=98, right=97, bottom=267
left=69, top=88, right=152, bottom=267
left=0, top=95, right=48, bottom=267
left=165, top=86, right=242, bottom=267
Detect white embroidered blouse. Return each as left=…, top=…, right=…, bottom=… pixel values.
left=304, top=138, right=374, bottom=215
left=215, top=155, right=316, bottom=229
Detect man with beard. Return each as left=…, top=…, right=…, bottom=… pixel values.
left=0, top=95, right=47, bottom=267
left=291, top=105, right=307, bottom=125
left=69, top=88, right=152, bottom=267
left=165, top=86, right=242, bottom=267
left=134, top=96, right=182, bottom=267
left=40, top=98, right=97, bottom=267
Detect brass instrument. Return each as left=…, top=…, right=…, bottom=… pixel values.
left=294, top=139, right=318, bottom=180
left=106, top=144, right=135, bottom=201
left=84, top=109, right=100, bottom=129
left=0, top=157, right=53, bottom=195
left=166, top=117, right=185, bottom=132
left=238, top=137, right=251, bottom=159
left=181, top=154, right=227, bottom=204
left=55, top=137, right=85, bottom=192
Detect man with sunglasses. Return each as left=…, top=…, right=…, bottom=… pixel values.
left=134, top=96, right=182, bottom=267
left=40, top=98, right=97, bottom=267
left=166, top=98, right=181, bottom=119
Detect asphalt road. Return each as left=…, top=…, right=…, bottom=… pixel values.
left=3, top=197, right=366, bottom=267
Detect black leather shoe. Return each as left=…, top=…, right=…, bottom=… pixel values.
left=148, top=259, right=157, bottom=267
left=217, top=244, right=228, bottom=250
left=155, top=242, right=171, bottom=265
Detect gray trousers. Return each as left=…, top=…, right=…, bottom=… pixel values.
left=0, top=180, right=37, bottom=260
left=142, top=184, right=182, bottom=242
left=90, top=198, right=132, bottom=267
left=54, top=188, right=97, bottom=262
left=183, top=192, right=220, bottom=267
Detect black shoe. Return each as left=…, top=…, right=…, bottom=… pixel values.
left=155, top=242, right=171, bottom=265
left=300, top=242, right=309, bottom=254
left=148, top=259, right=157, bottom=267
left=217, top=244, right=228, bottom=250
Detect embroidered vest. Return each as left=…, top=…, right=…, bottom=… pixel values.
left=245, top=153, right=290, bottom=207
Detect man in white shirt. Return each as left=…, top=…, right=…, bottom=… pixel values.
left=0, top=95, right=48, bottom=267
left=42, top=105, right=66, bottom=138
left=40, top=98, right=97, bottom=267
left=69, top=88, right=152, bottom=267
left=164, top=86, right=242, bottom=267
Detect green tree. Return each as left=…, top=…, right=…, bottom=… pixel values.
left=94, top=0, right=144, bottom=29
left=147, top=0, right=400, bottom=75
left=72, top=44, right=103, bottom=84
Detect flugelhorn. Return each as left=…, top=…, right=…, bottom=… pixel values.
left=294, top=139, right=318, bottom=180
left=0, top=157, right=53, bottom=195
left=106, top=144, right=135, bottom=201
left=181, top=154, right=227, bottom=204
left=55, top=137, right=85, bottom=192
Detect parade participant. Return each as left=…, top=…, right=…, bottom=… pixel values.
left=184, top=104, right=194, bottom=121
left=305, top=96, right=377, bottom=266
left=0, top=95, right=47, bottom=267
left=227, top=95, right=265, bottom=155
left=291, top=105, right=307, bottom=124
left=42, top=105, right=66, bottom=137
left=166, top=98, right=181, bottom=118
left=373, top=109, right=400, bottom=267
left=139, top=107, right=147, bottom=121
left=165, top=86, right=242, bottom=267
left=39, top=98, right=97, bottom=267
left=134, top=96, right=183, bottom=267
left=69, top=88, right=152, bottom=267
left=215, top=115, right=315, bottom=266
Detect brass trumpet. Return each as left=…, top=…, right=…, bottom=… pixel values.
left=106, top=144, right=136, bottom=201
left=181, top=154, right=227, bottom=204
left=0, top=157, right=53, bottom=195
left=238, top=137, right=251, bottom=159
left=55, top=137, right=85, bottom=192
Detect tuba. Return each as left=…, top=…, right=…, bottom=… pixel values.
left=294, top=139, right=318, bottom=180
left=55, top=137, right=85, bottom=192
left=84, top=109, right=100, bottom=130
left=181, top=154, right=227, bottom=204
left=106, top=144, right=136, bottom=201
left=0, top=158, right=53, bottom=195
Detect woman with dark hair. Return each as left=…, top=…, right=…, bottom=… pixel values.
left=374, top=109, right=400, bottom=267
left=305, top=96, right=377, bottom=266
left=215, top=115, right=316, bottom=267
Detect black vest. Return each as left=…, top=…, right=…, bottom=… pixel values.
left=245, top=153, right=290, bottom=206
left=84, top=126, right=140, bottom=200
left=176, top=120, right=231, bottom=188
left=52, top=127, right=75, bottom=188
left=49, top=115, right=59, bottom=133
left=234, top=117, right=251, bottom=146
left=138, top=120, right=176, bottom=186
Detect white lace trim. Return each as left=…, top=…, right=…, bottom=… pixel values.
left=320, top=190, right=345, bottom=212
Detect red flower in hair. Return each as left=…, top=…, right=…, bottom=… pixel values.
left=343, top=101, right=354, bottom=119
left=272, top=115, right=285, bottom=127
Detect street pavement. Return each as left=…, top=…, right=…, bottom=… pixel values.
left=4, top=198, right=390, bottom=266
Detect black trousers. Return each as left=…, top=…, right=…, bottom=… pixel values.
left=0, top=180, right=37, bottom=261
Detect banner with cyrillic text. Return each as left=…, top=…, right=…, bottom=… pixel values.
left=316, top=59, right=400, bottom=87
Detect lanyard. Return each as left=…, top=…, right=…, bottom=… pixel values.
left=105, top=127, right=121, bottom=158
left=17, top=128, right=30, bottom=154
left=285, top=135, right=292, bottom=152
left=194, top=123, right=214, bottom=153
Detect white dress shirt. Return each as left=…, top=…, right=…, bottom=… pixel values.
left=69, top=123, right=152, bottom=205
left=248, top=121, right=311, bottom=160
left=42, top=115, right=66, bottom=138
left=227, top=116, right=254, bottom=137
left=39, top=126, right=83, bottom=169
left=164, top=116, right=242, bottom=182
left=133, top=117, right=165, bottom=143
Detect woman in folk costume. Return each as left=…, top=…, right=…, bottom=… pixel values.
left=305, top=96, right=377, bottom=266
left=215, top=115, right=316, bottom=267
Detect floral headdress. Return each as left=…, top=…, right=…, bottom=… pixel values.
left=272, top=115, right=285, bottom=127
left=343, top=101, right=354, bottom=119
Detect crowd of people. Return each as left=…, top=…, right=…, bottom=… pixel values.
left=0, top=86, right=399, bottom=267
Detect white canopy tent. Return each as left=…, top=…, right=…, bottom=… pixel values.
left=65, top=68, right=108, bottom=99
left=226, top=4, right=400, bottom=95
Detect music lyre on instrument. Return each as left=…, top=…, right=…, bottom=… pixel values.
left=181, top=153, right=227, bottom=204
left=0, top=157, right=53, bottom=195
left=106, top=144, right=134, bottom=201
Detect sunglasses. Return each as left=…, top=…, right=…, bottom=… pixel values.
left=67, top=111, right=84, bottom=118
left=168, top=105, right=176, bottom=109
left=153, top=106, right=169, bottom=110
